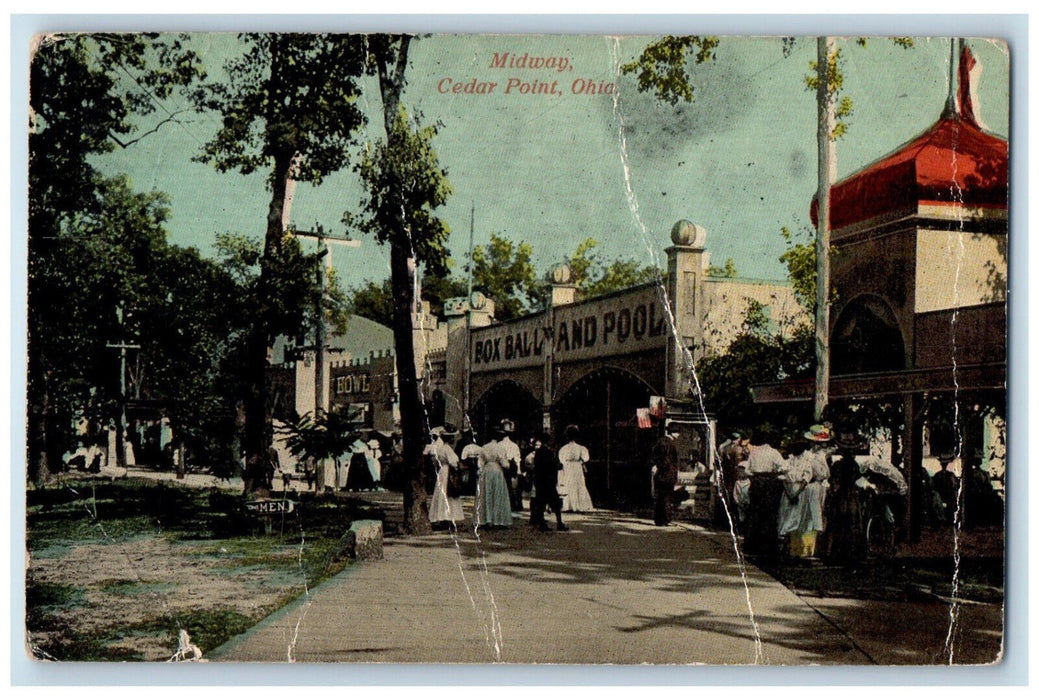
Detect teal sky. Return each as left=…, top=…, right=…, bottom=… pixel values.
left=93, top=34, right=1010, bottom=292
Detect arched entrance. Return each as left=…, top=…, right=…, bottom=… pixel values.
left=832, top=295, right=906, bottom=374
left=552, top=367, right=656, bottom=509
left=470, top=380, right=542, bottom=442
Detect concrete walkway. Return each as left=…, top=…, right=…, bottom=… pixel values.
left=212, top=497, right=993, bottom=665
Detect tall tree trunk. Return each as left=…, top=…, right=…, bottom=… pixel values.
left=390, top=239, right=431, bottom=534
left=374, top=34, right=430, bottom=534
left=26, top=360, right=51, bottom=488
left=242, top=147, right=294, bottom=498
left=814, top=36, right=836, bottom=421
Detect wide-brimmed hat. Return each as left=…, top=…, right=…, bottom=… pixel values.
left=835, top=432, right=864, bottom=451
left=804, top=424, right=832, bottom=443
left=430, top=426, right=446, bottom=437
left=499, top=419, right=515, bottom=434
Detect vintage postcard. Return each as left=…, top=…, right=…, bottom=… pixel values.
left=22, top=30, right=1008, bottom=668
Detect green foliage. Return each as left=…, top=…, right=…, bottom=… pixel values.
left=779, top=225, right=838, bottom=314
left=346, top=278, right=394, bottom=327
left=470, top=233, right=543, bottom=321
left=803, top=38, right=914, bottom=141
left=779, top=225, right=818, bottom=313
left=278, top=406, right=359, bottom=463
left=695, top=322, right=815, bottom=436
left=624, top=35, right=913, bottom=143
left=349, top=234, right=661, bottom=324
left=193, top=34, right=370, bottom=486
left=28, top=33, right=204, bottom=480
left=564, top=237, right=661, bottom=299
left=620, top=35, right=720, bottom=105
left=217, top=230, right=349, bottom=344
left=192, top=33, right=367, bottom=185
left=29, top=33, right=203, bottom=237
left=346, top=108, right=454, bottom=276
left=707, top=257, right=738, bottom=278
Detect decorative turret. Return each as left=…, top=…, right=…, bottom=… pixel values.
left=665, top=220, right=709, bottom=396
left=670, top=219, right=707, bottom=248
left=549, top=262, right=578, bottom=307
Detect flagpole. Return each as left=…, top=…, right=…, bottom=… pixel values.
left=464, top=201, right=474, bottom=426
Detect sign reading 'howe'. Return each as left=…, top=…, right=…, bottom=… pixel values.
left=472, top=285, right=670, bottom=372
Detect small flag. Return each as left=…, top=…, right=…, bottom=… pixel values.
left=636, top=408, right=652, bottom=429
left=649, top=396, right=667, bottom=418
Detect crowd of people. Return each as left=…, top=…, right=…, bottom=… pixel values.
left=421, top=419, right=595, bottom=531
left=720, top=423, right=909, bottom=562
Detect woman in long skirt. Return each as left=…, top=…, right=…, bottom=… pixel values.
left=426, top=428, right=464, bottom=527
left=476, top=431, right=513, bottom=528
left=558, top=425, right=594, bottom=512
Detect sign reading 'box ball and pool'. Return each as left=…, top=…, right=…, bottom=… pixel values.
left=471, top=285, right=670, bottom=373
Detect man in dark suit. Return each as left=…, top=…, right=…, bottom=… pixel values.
left=651, top=422, right=681, bottom=526
left=529, top=432, right=568, bottom=532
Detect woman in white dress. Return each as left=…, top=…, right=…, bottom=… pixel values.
left=425, top=428, right=463, bottom=527
left=558, top=425, right=594, bottom=512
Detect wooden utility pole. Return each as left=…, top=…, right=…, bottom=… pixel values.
left=107, top=311, right=140, bottom=471
left=814, top=36, right=836, bottom=421
left=292, top=228, right=361, bottom=419
left=292, top=228, right=360, bottom=491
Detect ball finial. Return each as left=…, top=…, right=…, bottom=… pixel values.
left=670, top=220, right=707, bottom=247
left=550, top=262, right=574, bottom=285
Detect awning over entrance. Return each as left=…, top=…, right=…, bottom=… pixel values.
left=752, top=362, right=1006, bottom=404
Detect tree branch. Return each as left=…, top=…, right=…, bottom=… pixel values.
left=109, top=110, right=189, bottom=148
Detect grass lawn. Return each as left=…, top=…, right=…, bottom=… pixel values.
left=25, top=478, right=387, bottom=662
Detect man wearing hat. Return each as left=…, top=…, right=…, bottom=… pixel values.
left=529, top=432, right=568, bottom=532
left=650, top=421, right=681, bottom=526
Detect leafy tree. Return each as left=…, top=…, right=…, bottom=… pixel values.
left=28, top=33, right=203, bottom=484
left=707, top=257, right=738, bottom=279
left=564, top=237, right=660, bottom=299
left=192, top=33, right=368, bottom=495
left=348, top=234, right=661, bottom=328
left=345, top=278, right=394, bottom=328
left=420, top=272, right=468, bottom=318
left=694, top=303, right=814, bottom=440
left=348, top=99, right=453, bottom=535
left=470, top=233, right=543, bottom=321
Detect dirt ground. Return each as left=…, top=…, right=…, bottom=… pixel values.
left=25, top=470, right=365, bottom=662
left=27, top=536, right=308, bottom=661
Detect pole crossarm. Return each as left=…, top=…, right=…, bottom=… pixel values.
left=291, top=229, right=362, bottom=248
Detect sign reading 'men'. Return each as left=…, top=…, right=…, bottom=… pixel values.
left=246, top=499, right=296, bottom=515
left=471, top=285, right=670, bottom=372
